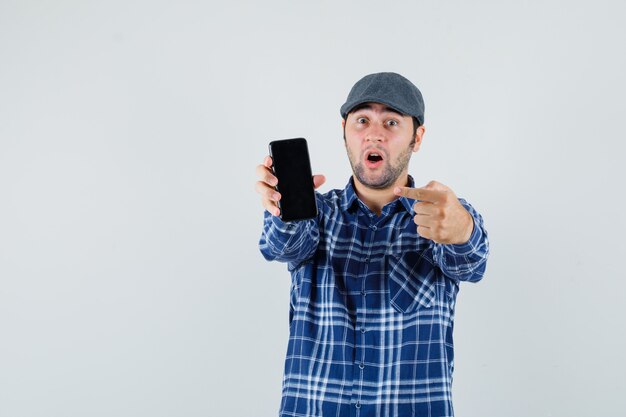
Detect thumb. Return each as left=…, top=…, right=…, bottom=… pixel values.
left=423, top=180, right=449, bottom=192
left=313, top=174, right=326, bottom=190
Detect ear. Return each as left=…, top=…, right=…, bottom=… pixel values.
left=341, top=118, right=346, bottom=129
left=412, top=125, right=426, bottom=152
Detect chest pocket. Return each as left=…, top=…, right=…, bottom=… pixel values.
left=388, top=250, right=437, bottom=313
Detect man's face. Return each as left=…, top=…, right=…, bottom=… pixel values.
left=343, top=102, right=423, bottom=190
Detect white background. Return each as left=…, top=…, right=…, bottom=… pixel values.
left=1, top=1, right=625, bottom=416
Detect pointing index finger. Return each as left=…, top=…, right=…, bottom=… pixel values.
left=393, top=186, right=445, bottom=203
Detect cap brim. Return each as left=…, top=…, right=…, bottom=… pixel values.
left=340, top=98, right=411, bottom=120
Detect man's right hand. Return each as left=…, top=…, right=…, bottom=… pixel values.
left=255, top=156, right=326, bottom=217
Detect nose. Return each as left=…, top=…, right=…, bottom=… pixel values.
left=365, top=124, right=385, bottom=142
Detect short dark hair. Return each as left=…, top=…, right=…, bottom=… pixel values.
left=411, top=117, right=421, bottom=135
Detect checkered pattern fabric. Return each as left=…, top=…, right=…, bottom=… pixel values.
left=259, top=177, right=489, bottom=417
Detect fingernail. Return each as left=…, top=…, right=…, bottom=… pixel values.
left=394, top=187, right=401, bottom=194
left=273, top=193, right=280, bottom=200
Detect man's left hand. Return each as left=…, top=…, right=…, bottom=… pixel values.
left=394, top=181, right=474, bottom=245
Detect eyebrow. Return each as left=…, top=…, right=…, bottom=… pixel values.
left=351, top=104, right=404, bottom=117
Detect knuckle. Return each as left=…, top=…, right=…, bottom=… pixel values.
left=257, top=167, right=269, bottom=180
left=264, top=200, right=277, bottom=212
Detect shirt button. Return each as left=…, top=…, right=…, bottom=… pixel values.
left=364, top=257, right=370, bottom=262
left=360, top=327, right=366, bottom=333
left=355, top=402, right=361, bottom=409
left=359, top=362, right=365, bottom=369
left=370, top=225, right=377, bottom=231
left=361, top=290, right=366, bottom=296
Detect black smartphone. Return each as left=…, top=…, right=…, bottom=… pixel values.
left=268, top=138, right=318, bottom=222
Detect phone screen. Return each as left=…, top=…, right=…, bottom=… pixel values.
left=268, top=138, right=318, bottom=222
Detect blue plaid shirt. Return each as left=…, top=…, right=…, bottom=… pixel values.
left=259, top=177, right=489, bottom=417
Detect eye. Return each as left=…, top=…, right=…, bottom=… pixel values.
left=357, top=117, right=367, bottom=124
left=386, top=119, right=399, bottom=127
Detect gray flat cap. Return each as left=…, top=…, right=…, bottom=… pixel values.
left=340, top=72, right=425, bottom=125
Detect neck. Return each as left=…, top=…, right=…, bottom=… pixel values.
left=352, top=174, right=410, bottom=216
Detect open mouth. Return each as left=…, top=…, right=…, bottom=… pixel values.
left=364, top=150, right=385, bottom=168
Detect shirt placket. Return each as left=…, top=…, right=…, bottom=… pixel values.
left=351, top=210, right=380, bottom=416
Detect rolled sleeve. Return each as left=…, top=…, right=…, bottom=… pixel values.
left=432, top=199, right=490, bottom=283
left=259, top=210, right=320, bottom=265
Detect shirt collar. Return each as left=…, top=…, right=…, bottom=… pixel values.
left=340, top=177, right=360, bottom=212
left=398, top=175, right=416, bottom=214
left=340, top=175, right=417, bottom=214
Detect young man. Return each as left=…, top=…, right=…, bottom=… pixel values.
left=256, top=72, right=489, bottom=417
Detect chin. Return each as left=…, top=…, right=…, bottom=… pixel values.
left=360, top=177, right=395, bottom=190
